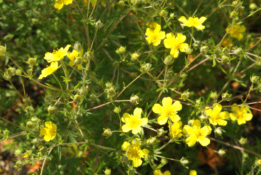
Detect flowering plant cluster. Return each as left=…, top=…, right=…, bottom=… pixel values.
left=1, top=0, right=261, bottom=175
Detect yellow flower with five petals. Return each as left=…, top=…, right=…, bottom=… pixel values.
left=230, top=104, right=253, bottom=125
left=152, top=97, right=182, bottom=125
left=121, top=108, right=148, bottom=134
left=205, top=103, right=229, bottom=126
left=164, top=33, right=189, bottom=58
left=40, top=121, right=57, bottom=142
left=168, top=121, right=183, bottom=139
left=183, top=119, right=212, bottom=147
left=145, top=22, right=166, bottom=46
left=121, top=140, right=149, bottom=167
left=226, top=25, right=246, bottom=40
left=178, top=16, right=207, bottom=30
left=154, top=169, right=171, bottom=175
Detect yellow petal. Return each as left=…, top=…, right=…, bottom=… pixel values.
left=195, top=25, right=205, bottom=30
left=213, top=103, right=222, bottom=115
left=176, top=33, right=186, bottom=43
left=132, top=127, right=141, bottom=135
left=133, top=107, right=142, bottom=117
left=170, top=48, right=179, bottom=58
left=217, top=119, right=227, bottom=126
left=141, top=118, right=148, bottom=126
left=40, top=128, right=46, bottom=136
left=183, top=125, right=193, bottom=135
left=220, top=111, right=229, bottom=119
left=122, top=113, right=130, bottom=123
left=190, top=170, right=197, bottom=175
left=169, top=114, right=180, bottom=122
left=163, top=171, right=171, bottom=175
left=44, top=135, right=52, bottom=142
left=132, top=157, right=142, bottom=167
left=121, top=141, right=130, bottom=151
left=45, top=121, right=53, bottom=128
left=186, top=135, right=197, bottom=147
left=162, top=97, right=172, bottom=107
left=122, top=124, right=131, bottom=133
left=64, top=0, right=73, bottom=5
left=179, top=43, right=189, bottom=52
left=199, top=16, right=207, bottom=23
left=178, top=16, right=188, bottom=24
left=244, top=113, right=253, bottom=121
left=230, top=113, right=237, bottom=121
left=54, top=1, right=64, bottom=10
left=157, top=115, right=168, bottom=125
left=192, top=120, right=201, bottom=130
left=198, top=136, right=210, bottom=146
left=200, top=125, right=212, bottom=135
left=152, top=104, right=163, bottom=114
left=172, top=101, right=182, bottom=111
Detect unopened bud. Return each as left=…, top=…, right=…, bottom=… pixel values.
left=200, top=114, right=208, bottom=121
left=8, top=67, right=16, bottom=76
left=25, top=106, right=34, bottom=113
left=73, top=41, right=82, bottom=51
left=14, top=149, right=22, bottom=156
left=218, top=149, right=226, bottom=157
left=113, top=106, right=121, bottom=114
left=239, top=137, right=247, bottom=145
left=184, top=47, right=193, bottom=54
left=73, top=94, right=81, bottom=102
left=159, top=10, right=168, bottom=18
left=250, top=75, right=259, bottom=84
left=118, top=0, right=125, bottom=7
left=164, top=55, right=174, bottom=65
left=140, top=63, right=152, bottom=73
left=180, top=91, right=190, bottom=101
left=130, top=52, right=139, bottom=61
left=0, top=45, right=6, bottom=57
left=112, top=61, right=120, bottom=68
left=200, top=46, right=209, bottom=55
left=27, top=58, right=37, bottom=67
left=169, top=13, right=175, bottom=19
left=161, top=158, right=168, bottom=165
left=48, top=105, right=56, bottom=113
left=31, top=117, right=40, bottom=123
left=222, top=92, right=232, bottom=101
left=210, top=91, right=217, bottom=99
left=102, top=128, right=112, bottom=138
left=116, top=46, right=126, bottom=55
left=249, top=3, right=257, bottom=10
left=214, top=127, right=223, bottom=136
left=180, top=157, right=189, bottom=166
left=233, top=48, right=243, bottom=55
left=95, top=20, right=103, bottom=30
left=157, top=128, right=165, bottom=136
left=130, top=95, right=139, bottom=105
left=230, top=11, right=238, bottom=18
left=16, top=69, right=22, bottom=76
left=146, top=137, right=156, bottom=145
left=104, top=168, right=111, bottom=175
left=26, top=121, right=34, bottom=128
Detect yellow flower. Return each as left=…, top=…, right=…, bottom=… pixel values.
left=54, top=0, right=73, bottom=10
left=189, top=170, right=197, bottom=175
left=230, top=104, right=253, bottom=125
left=38, top=61, right=60, bottom=79
left=164, top=33, right=189, bottom=58
left=121, top=140, right=149, bottom=167
left=226, top=25, right=246, bottom=40
left=183, top=119, right=212, bottom=147
left=44, top=44, right=71, bottom=63
left=40, top=121, right=57, bottom=142
left=67, top=49, right=85, bottom=70
left=154, top=169, right=171, bottom=175
left=121, top=108, right=148, bottom=134
left=169, top=121, right=183, bottom=139
left=258, top=159, right=261, bottom=165
left=222, top=38, right=233, bottom=47
left=145, top=22, right=166, bottom=46
left=178, top=16, right=207, bottom=30
left=205, top=103, right=229, bottom=126
left=152, top=97, right=182, bottom=125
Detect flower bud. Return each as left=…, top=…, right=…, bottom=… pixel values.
left=164, top=55, right=174, bottom=65
left=112, top=61, right=120, bottom=69
left=48, top=105, right=57, bottom=113
left=73, top=94, right=81, bottom=102
left=233, top=48, right=243, bottom=55
left=130, top=52, right=139, bottom=61
left=113, top=106, right=121, bottom=114
left=102, top=128, right=112, bottom=138
left=169, top=13, right=175, bottom=19
left=218, top=149, right=226, bottom=157
left=214, top=127, right=223, bottom=136
left=249, top=3, right=257, bottom=10
left=0, top=45, right=6, bottom=57
left=130, top=95, right=139, bottom=105
left=221, top=55, right=229, bottom=63
left=3, top=71, right=11, bottom=81
left=210, top=91, right=217, bottom=99
left=200, top=46, right=209, bottom=55
left=3, top=129, right=10, bottom=137
left=116, top=46, right=126, bottom=55
left=192, top=41, right=200, bottom=48
left=25, top=106, right=34, bottom=113
left=118, top=0, right=125, bottom=7
left=199, top=114, right=208, bottom=121
left=157, top=128, right=165, bottom=136
left=90, top=94, right=99, bottom=102
left=26, top=121, right=34, bottom=128
left=16, top=69, right=22, bottom=76
left=250, top=75, right=259, bottom=84
left=140, top=63, right=152, bottom=73
left=180, top=91, right=190, bottom=101
left=184, top=47, right=193, bottom=54
left=14, top=149, right=22, bottom=156
left=95, top=20, right=103, bottom=30
left=32, top=138, right=39, bottom=144
left=222, top=92, right=232, bottom=101
left=83, top=51, right=93, bottom=61
left=146, top=137, right=157, bottom=145
left=239, top=137, right=247, bottom=145
left=31, top=117, right=40, bottom=123
left=161, top=158, right=168, bottom=165
left=27, top=58, right=37, bottom=67
left=73, top=41, right=82, bottom=51
left=230, top=11, right=238, bottom=18
left=8, top=67, right=16, bottom=76
left=104, top=168, right=111, bottom=175
left=180, top=157, right=189, bottom=166
left=159, top=10, right=168, bottom=18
